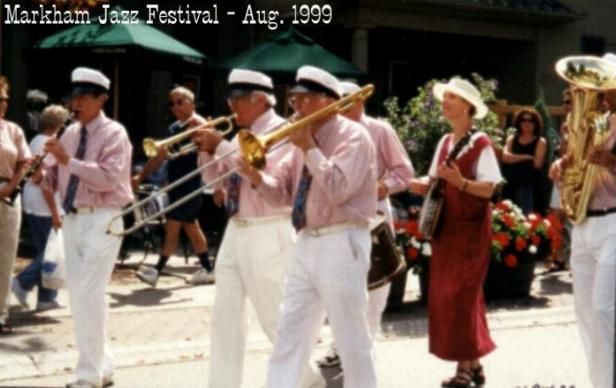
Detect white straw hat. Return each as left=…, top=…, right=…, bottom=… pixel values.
left=433, top=77, right=489, bottom=119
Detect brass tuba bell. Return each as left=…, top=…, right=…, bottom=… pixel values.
left=555, top=55, right=616, bottom=224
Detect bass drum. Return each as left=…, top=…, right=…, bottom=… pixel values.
left=368, top=215, right=406, bottom=290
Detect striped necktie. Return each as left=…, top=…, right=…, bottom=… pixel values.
left=291, top=166, right=312, bottom=231
left=62, top=126, right=88, bottom=214
left=225, top=173, right=241, bottom=217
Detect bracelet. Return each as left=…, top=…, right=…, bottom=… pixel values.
left=462, top=179, right=469, bottom=192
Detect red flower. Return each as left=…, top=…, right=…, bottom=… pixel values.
left=496, top=202, right=510, bottom=212
left=393, top=220, right=401, bottom=231
left=404, top=221, right=419, bottom=236
left=504, top=254, right=518, bottom=268
left=502, top=214, right=515, bottom=228
left=546, top=213, right=564, bottom=231
left=529, top=234, right=540, bottom=246
left=515, top=236, right=527, bottom=251
left=407, top=247, right=419, bottom=260
left=493, top=232, right=510, bottom=248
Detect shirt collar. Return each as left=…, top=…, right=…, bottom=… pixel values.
left=251, top=109, right=277, bottom=134
left=80, top=111, right=106, bottom=134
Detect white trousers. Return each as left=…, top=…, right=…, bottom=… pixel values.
left=0, top=198, right=20, bottom=324
left=208, top=217, right=324, bottom=388
left=266, top=228, right=376, bottom=388
left=64, top=209, right=122, bottom=383
left=571, top=213, right=616, bottom=388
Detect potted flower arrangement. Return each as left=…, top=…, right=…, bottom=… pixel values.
left=396, top=200, right=565, bottom=301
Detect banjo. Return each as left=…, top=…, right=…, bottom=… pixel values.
left=418, top=130, right=475, bottom=239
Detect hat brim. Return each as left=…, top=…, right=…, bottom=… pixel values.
left=71, top=83, right=107, bottom=97
left=433, top=83, right=488, bottom=119
left=290, top=80, right=340, bottom=99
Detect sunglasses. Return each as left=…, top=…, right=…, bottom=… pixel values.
left=0, top=97, right=9, bottom=103
left=168, top=99, right=186, bottom=108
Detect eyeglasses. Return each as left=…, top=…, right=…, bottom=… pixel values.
left=227, top=95, right=252, bottom=105
left=0, top=97, right=9, bottom=103
left=287, top=93, right=325, bottom=108
left=168, top=99, right=186, bottom=108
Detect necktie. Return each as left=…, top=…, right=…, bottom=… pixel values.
left=62, top=127, right=88, bottom=213
left=291, top=166, right=312, bottom=231
left=226, top=173, right=241, bottom=217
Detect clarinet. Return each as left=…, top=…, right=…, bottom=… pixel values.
left=1, top=114, right=73, bottom=206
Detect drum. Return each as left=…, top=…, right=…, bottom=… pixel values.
left=134, top=184, right=169, bottom=226
left=368, top=216, right=406, bottom=290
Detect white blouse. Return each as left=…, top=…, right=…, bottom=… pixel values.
left=428, top=131, right=502, bottom=184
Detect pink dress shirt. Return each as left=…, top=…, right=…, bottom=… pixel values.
left=257, top=115, right=377, bottom=229
left=0, top=120, right=30, bottom=180
left=42, top=112, right=133, bottom=208
left=589, top=113, right=616, bottom=210
left=200, top=109, right=291, bottom=218
left=360, top=114, right=414, bottom=195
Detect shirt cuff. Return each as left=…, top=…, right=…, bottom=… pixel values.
left=214, top=140, right=234, bottom=158
left=67, top=158, right=82, bottom=174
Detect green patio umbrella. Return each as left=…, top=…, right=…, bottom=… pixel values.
left=220, top=27, right=362, bottom=79
left=34, top=6, right=204, bottom=118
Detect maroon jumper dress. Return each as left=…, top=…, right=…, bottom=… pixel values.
left=428, top=133, right=497, bottom=361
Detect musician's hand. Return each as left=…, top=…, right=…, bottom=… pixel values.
left=409, top=177, right=430, bottom=196
left=238, top=158, right=262, bottom=186
left=549, top=155, right=571, bottom=182
left=187, top=116, right=207, bottom=128
left=587, top=146, right=616, bottom=169
left=377, top=182, right=389, bottom=200
left=44, top=138, right=70, bottom=165
left=51, top=212, right=63, bottom=230
left=213, top=188, right=225, bottom=207
left=289, top=125, right=316, bottom=152
left=438, top=162, right=464, bottom=189
left=192, top=128, right=223, bottom=154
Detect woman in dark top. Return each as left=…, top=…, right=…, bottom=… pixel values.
left=502, top=108, right=547, bottom=214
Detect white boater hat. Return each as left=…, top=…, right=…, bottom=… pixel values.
left=339, top=81, right=360, bottom=96
left=228, top=69, right=274, bottom=97
left=433, top=77, right=489, bottom=119
left=290, top=65, right=341, bottom=99
left=71, top=67, right=110, bottom=96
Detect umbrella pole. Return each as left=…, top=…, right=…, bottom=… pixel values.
left=113, top=57, right=119, bottom=119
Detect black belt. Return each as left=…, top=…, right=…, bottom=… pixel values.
left=587, top=207, right=616, bottom=217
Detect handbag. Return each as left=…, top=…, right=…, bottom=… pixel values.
left=41, top=229, right=66, bottom=289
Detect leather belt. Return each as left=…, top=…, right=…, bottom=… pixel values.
left=302, top=223, right=363, bottom=237
left=70, top=207, right=96, bottom=215
left=586, top=207, right=616, bottom=217
left=231, top=215, right=288, bottom=228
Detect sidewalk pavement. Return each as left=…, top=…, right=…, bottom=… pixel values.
left=1, top=253, right=589, bottom=388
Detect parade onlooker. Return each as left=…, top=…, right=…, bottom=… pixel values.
left=0, top=75, right=31, bottom=335
left=12, top=105, right=68, bottom=311
left=410, top=77, right=501, bottom=387
left=501, top=107, right=547, bottom=214
left=133, top=86, right=214, bottom=287
left=25, top=89, right=48, bottom=140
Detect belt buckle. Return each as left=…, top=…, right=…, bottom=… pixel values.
left=233, top=218, right=248, bottom=228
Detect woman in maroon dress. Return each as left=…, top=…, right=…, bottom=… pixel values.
left=410, top=77, right=502, bottom=388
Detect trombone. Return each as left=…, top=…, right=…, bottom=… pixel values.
left=142, top=114, right=236, bottom=160
left=107, top=84, right=375, bottom=237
